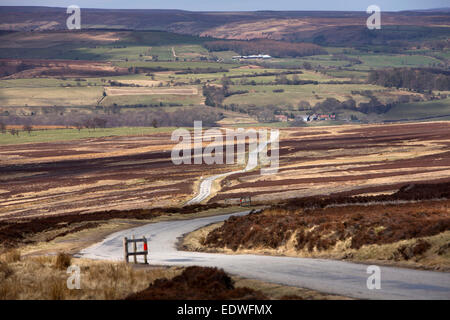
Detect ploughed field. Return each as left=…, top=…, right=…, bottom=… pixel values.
left=211, top=121, right=450, bottom=203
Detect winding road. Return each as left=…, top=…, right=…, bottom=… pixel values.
left=186, top=130, right=279, bottom=205
left=79, top=210, right=450, bottom=300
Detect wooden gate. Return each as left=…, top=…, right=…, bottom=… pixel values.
left=123, top=235, right=148, bottom=264
left=240, top=196, right=252, bottom=207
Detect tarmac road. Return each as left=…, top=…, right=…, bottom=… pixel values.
left=186, top=130, right=279, bottom=205
left=79, top=210, right=450, bottom=300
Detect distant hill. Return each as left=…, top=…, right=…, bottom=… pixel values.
left=405, top=8, right=450, bottom=12
left=0, top=6, right=449, bottom=44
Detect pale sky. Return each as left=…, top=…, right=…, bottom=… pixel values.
left=0, top=0, right=448, bottom=11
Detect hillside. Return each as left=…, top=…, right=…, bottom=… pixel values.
left=1, top=7, right=449, bottom=45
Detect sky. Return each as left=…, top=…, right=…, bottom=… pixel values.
left=0, top=0, right=448, bottom=12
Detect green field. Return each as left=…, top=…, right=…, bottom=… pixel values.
left=113, top=60, right=237, bottom=70
left=263, top=56, right=350, bottom=69
left=0, top=127, right=176, bottom=145
left=1, top=28, right=449, bottom=128
left=0, top=74, right=162, bottom=88
left=101, top=93, right=204, bottom=107
left=383, top=97, right=450, bottom=121
left=224, top=83, right=383, bottom=107
left=0, top=30, right=212, bottom=61
left=0, top=86, right=103, bottom=107
left=351, top=54, right=443, bottom=69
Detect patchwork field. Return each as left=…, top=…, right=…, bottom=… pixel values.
left=1, top=27, right=448, bottom=125
left=224, top=83, right=385, bottom=107
left=0, top=7, right=449, bottom=301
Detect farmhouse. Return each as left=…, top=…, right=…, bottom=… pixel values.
left=232, top=54, right=272, bottom=60
left=307, top=114, right=336, bottom=122
left=275, top=115, right=288, bottom=122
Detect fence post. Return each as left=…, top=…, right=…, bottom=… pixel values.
left=132, top=235, right=137, bottom=263
left=143, top=236, right=148, bottom=264
left=123, top=237, right=128, bottom=263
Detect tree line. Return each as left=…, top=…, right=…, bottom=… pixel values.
left=368, top=68, right=450, bottom=91
left=1, top=107, right=224, bottom=130
left=0, top=122, right=33, bottom=136
left=204, top=40, right=327, bottom=58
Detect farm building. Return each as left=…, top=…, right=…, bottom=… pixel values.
left=307, top=114, right=336, bottom=121
left=275, top=115, right=288, bottom=122
left=232, top=54, right=272, bottom=60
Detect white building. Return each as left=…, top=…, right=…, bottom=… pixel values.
left=232, top=54, right=272, bottom=60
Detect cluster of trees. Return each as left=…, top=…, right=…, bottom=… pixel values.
left=0, top=121, right=7, bottom=134
left=22, top=124, right=33, bottom=134
left=73, top=117, right=108, bottom=131
left=311, top=96, right=392, bottom=115
left=226, top=74, right=319, bottom=86
left=212, top=73, right=320, bottom=87
left=253, top=107, right=278, bottom=122
left=221, top=103, right=251, bottom=115
left=9, top=128, right=19, bottom=136
left=224, top=89, right=249, bottom=97
left=108, top=80, right=137, bottom=87
left=132, top=66, right=170, bottom=73
left=424, top=40, right=449, bottom=51
left=0, top=61, right=34, bottom=77
left=2, top=107, right=224, bottom=129
left=368, top=68, right=450, bottom=91
left=312, top=98, right=357, bottom=114
left=203, top=85, right=227, bottom=107
left=226, top=70, right=304, bottom=80
left=203, top=84, right=269, bottom=119
left=311, top=94, right=419, bottom=115
left=111, top=102, right=184, bottom=109
left=272, top=74, right=318, bottom=86
left=175, top=67, right=229, bottom=75
left=0, top=122, right=33, bottom=136
left=204, top=40, right=327, bottom=58
left=40, top=69, right=128, bottom=78
left=203, top=79, right=251, bottom=105
left=357, top=97, right=392, bottom=114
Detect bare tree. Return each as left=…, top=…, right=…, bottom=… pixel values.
left=83, top=119, right=94, bottom=131
left=0, top=122, right=6, bottom=134
left=93, top=117, right=107, bottom=129
left=23, top=124, right=33, bottom=135
left=74, top=122, right=83, bottom=132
